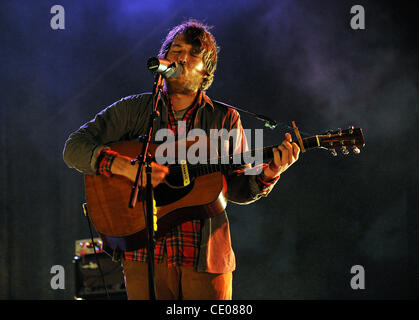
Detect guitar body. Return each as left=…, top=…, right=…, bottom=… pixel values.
left=84, top=140, right=228, bottom=252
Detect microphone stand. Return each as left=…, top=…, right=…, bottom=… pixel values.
left=213, top=99, right=314, bottom=136
left=128, top=72, right=164, bottom=301
left=213, top=100, right=278, bottom=130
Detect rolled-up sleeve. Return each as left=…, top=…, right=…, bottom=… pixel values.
left=63, top=97, right=133, bottom=175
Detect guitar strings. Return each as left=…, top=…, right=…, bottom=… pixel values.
left=162, top=145, right=273, bottom=175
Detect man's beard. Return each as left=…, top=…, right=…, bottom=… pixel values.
left=166, top=76, right=202, bottom=95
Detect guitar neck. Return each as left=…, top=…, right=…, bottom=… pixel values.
left=186, top=135, right=321, bottom=177
left=246, top=135, right=321, bottom=161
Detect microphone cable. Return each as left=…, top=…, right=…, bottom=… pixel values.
left=82, top=203, right=111, bottom=300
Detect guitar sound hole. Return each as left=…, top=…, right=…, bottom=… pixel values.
left=153, top=179, right=195, bottom=207
left=164, top=165, right=186, bottom=187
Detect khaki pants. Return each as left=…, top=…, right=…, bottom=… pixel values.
left=121, top=257, right=232, bottom=300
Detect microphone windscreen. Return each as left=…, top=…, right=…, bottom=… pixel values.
left=147, top=57, right=160, bottom=70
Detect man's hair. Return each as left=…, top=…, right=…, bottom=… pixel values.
left=158, top=19, right=219, bottom=91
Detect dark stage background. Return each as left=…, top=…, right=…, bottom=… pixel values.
left=1, top=0, right=418, bottom=299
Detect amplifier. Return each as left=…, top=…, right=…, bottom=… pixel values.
left=75, top=237, right=103, bottom=256
left=73, top=238, right=127, bottom=300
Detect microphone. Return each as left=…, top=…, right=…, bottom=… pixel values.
left=147, top=57, right=183, bottom=78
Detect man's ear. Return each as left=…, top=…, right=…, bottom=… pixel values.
left=200, top=71, right=210, bottom=90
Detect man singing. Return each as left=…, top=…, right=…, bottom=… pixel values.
left=63, top=19, right=299, bottom=300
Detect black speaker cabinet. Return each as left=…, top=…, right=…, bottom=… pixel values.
left=73, top=252, right=127, bottom=300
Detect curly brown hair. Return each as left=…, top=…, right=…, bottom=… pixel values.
left=158, top=19, right=219, bottom=91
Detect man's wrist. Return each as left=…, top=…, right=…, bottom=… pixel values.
left=261, top=166, right=280, bottom=182
left=96, top=149, right=119, bottom=178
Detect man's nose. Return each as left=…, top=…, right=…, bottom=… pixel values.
left=178, top=52, right=187, bottom=65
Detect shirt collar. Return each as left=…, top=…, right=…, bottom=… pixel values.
left=161, top=90, right=214, bottom=111
left=202, top=92, right=214, bottom=110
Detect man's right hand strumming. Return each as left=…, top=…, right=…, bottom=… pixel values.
left=111, top=155, right=169, bottom=187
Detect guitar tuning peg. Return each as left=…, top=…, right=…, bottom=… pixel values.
left=341, top=146, right=350, bottom=155
left=330, top=149, right=338, bottom=156
left=352, top=146, right=361, bottom=154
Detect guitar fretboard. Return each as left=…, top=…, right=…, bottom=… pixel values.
left=168, top=135, right=321, bottom=177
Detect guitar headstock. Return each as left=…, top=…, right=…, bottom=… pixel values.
left=317, top=126, right=365, bottom=156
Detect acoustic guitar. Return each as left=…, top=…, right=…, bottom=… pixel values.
left=84, top=126, right=365, bottom=252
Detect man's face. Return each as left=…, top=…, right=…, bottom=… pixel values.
left=165, top=33, right=207, bottom=95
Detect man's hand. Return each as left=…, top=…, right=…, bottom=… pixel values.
left=111, top=155, right=169, bottom=187
left=263, top=132, right=300, bottom=180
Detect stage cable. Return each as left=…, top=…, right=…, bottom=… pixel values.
left=82, top=203, right=111, bottom=300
